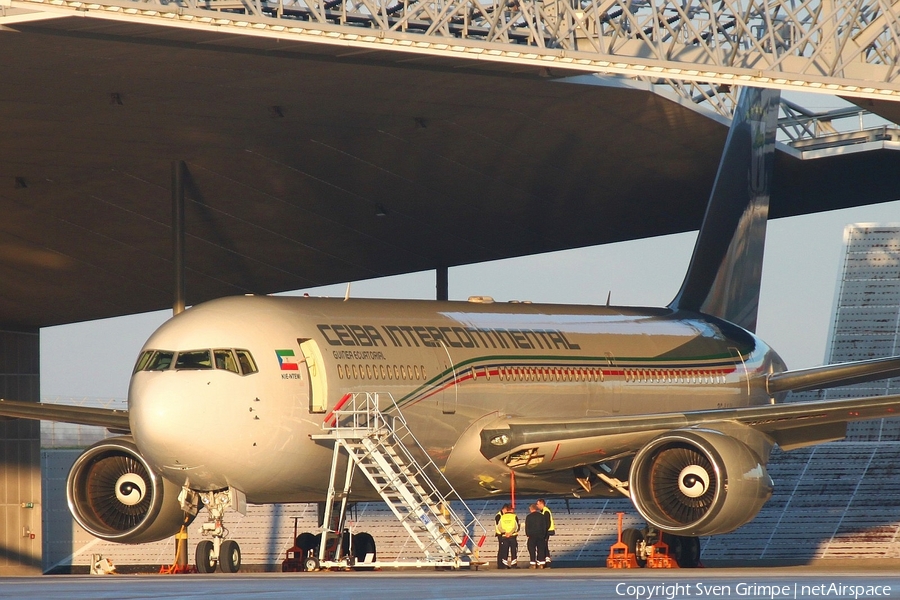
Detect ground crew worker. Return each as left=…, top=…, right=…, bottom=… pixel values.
left=524, top=503, right=548, bottom=568
left=496, top=505, right=520, bottom=568
left=536, top=498, right=554, bottom=566
left=494, top=504, right=508, bottom=568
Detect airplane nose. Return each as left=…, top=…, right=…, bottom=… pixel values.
left=128, top=372, right=208, bottom=471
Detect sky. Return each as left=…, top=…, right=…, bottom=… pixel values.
left=39, top=197, right=900, bottom=401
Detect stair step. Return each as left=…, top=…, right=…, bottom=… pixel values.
left=320, top=393, right=485, bottom=563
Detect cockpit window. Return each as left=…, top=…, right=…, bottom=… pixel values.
left=135, top=348, right=257, bottom=375
left=214, top=349, right=240, bottom=374
left=133, top=350, right=154, bottom=374
left=174, top=350, right=212, bottom=370
left=235, top=350, right=258, bottom=375
left=146, top=351, right=175, bottom=371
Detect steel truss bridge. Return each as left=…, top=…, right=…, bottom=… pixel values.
left=4, top=0, right=900, bottom=112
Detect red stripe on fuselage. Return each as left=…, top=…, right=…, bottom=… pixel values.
left=398, top=362, right=741, bottom=409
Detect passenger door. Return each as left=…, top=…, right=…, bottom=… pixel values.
left=299, top=338, right=328, bottom=413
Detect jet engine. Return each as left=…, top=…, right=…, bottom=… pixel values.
left=629, top=429, right=773, bottom=536
left=67, top=436, right=189, bottom=544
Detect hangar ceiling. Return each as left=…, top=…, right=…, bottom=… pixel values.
left=2, top=17, right=900, bottom=329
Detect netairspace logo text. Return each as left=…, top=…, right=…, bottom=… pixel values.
left=615, top=582, right=892, bottom=600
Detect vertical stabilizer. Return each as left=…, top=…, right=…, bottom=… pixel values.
left=668, top=87, right=780, bottom=332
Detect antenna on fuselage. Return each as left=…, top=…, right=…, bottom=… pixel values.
left=606, top=291, right=611, bottom=307
left=344, top=282, right=351, bottom=302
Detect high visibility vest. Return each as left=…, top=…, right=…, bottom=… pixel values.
left=542, top=507, right=555, bottom=532
left=498, top=512, right=519, bottom=536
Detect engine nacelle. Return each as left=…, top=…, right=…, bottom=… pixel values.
left=67, top=436, right=188, bottom=544
left=629, top=428, right=773, bottom=536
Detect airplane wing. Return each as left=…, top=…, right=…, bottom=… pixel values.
left=479, top=393, right=900, bottom=473
left=0, top=398, right=130, bottom=432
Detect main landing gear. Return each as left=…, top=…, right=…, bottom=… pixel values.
left=282, top=529, right=378, bottom=572
left=621, top=526, right=701, bottom=568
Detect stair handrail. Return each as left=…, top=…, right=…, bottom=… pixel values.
left=322, top=391, right=487, bottom=559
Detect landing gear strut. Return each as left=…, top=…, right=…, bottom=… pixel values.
left=195, top=489, right=245, bottom=573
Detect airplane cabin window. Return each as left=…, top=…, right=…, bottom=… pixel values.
left=235, top=350, right=258, bottom=375
left=213, top=349, right=240, bottom=374
left=175, top=350, right=213, bottom=370
left=337, top=364, right=344, bottom=379
left=145, top=351, right=175, bottom=371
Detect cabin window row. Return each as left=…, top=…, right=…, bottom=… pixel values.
left=624, top=368, right=724, bottom=384
left=477, top=366, right=606, bottom=383
left=337, top=363, right=427, bottom=381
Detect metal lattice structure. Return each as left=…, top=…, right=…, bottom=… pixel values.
left=4, top=0, right=900, bottom=105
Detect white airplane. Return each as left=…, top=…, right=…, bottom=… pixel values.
left=4, top=87, right=900, bottom=572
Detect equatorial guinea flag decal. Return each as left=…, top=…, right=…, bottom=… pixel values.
left=275, top=349, right=299, bottom=370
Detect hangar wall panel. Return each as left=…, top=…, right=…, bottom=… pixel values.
left=0, top=329, right=41, bottom=575
left=827, top=225, right=900, bottom=440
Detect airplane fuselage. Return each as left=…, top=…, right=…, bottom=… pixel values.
left=128, top=295, right=786, bottom=503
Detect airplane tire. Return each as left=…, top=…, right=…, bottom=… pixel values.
left=670, top=535, right=701, bottom=568
left=296, top=532, right=317, bottom=553
left=621, top=528, right=647, bottom=567
left=219, top=539, right=242, bottom=573
left=196, top=540, right=217, bottom=573
left=352, top=532, right=377, bottom=570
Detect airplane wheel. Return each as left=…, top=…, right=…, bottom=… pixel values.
left=352, top=532, right=377, bottom=570
left=196, top=540, right=217, bottom=573
left=296, top=532, right=317, bottom=553
left=303, top=556, right=320, bottom=572
left=669, top=535, right=701, bottom=568
left=621, top=528, right=647, bottom=568
left=219, top=539, right=242, bottom=573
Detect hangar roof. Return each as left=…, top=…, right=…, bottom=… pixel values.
left=2, top=17, right=900, bottom=329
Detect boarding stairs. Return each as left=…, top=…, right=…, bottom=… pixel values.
left=311, top=392, right=486, bottom=569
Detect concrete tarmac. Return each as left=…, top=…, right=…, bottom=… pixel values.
left=2, top=567, right=900, bottom=600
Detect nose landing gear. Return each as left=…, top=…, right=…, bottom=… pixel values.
left=194, top=489, right=245, bottom=573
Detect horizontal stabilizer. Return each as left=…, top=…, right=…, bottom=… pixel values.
left=0, top=398, right=130, bottom=431
left=767, top=355, right=900, bottom=394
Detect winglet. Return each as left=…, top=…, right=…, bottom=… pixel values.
left=668, top=87, right=780, bottom=332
